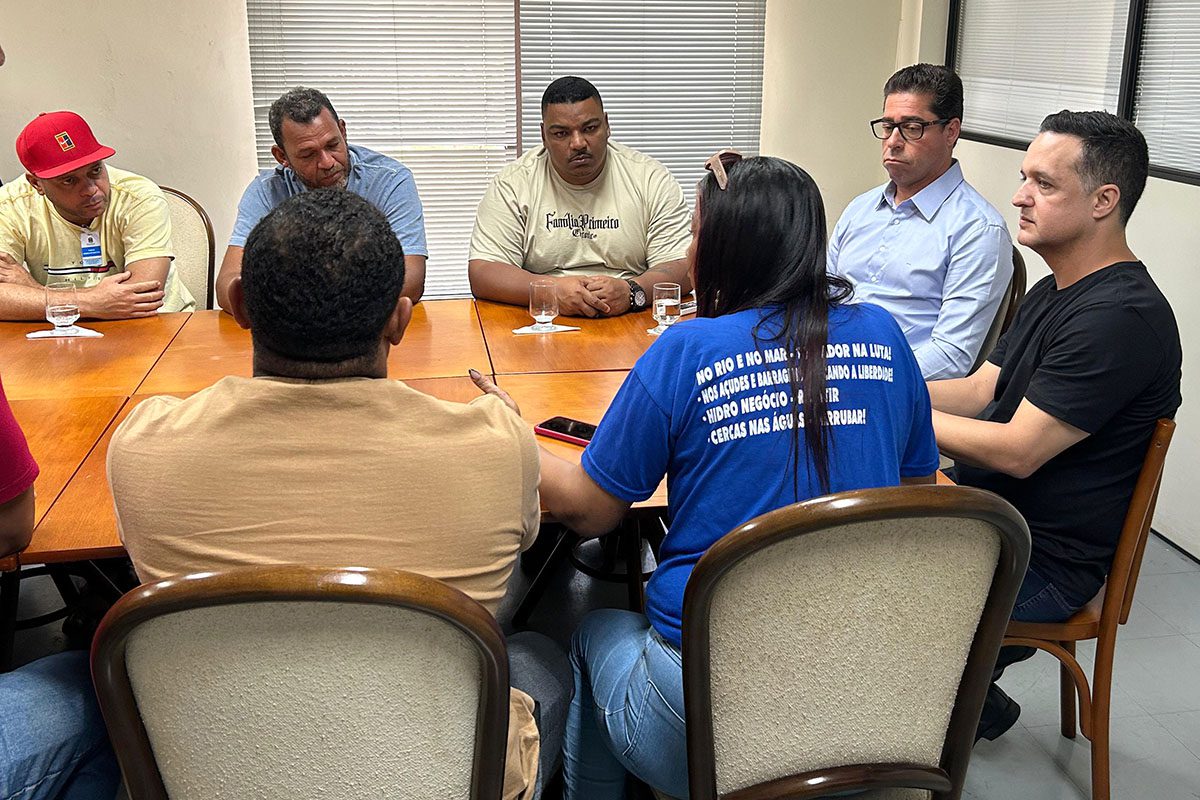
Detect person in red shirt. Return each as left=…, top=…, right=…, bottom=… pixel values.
left=0, top=373, right=120, bottom=800
left=0, top=375, right=38, bottom=556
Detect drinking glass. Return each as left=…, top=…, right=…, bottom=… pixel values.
left=529, top=279, right=559, bottom=332
left=647, top=282, right=682, bottom=335
left=45, top=281, right=80, bottom=333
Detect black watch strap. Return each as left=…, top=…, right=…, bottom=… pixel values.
left=626, top=279, right=648, bottom=311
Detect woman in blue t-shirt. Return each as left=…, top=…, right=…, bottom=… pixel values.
left=482, top=154, right=939, bottom=799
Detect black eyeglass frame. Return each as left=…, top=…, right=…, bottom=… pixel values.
left=869, top=117, right=952, bottom=142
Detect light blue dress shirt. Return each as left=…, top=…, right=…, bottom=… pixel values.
left=828, top=160, right=1012, bottom=380
left=229, top=143, right=428, bottom=257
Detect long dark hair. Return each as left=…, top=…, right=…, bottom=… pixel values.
left=693, top=156, right=853, bottom=494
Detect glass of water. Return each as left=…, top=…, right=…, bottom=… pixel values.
left=45, top=281, right=80, bottom=333
left=647, top=282, right=682, bottom=335
left=529, top=279, right=559, bottom=332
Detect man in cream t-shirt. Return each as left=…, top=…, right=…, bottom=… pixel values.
left=0, top=110, right=194, bottom=320
left=469, top=76, right=691, bottom=317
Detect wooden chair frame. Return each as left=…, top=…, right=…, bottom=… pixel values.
left=682, top=485, right=1031, bottom=800
left=91, top=565, right=511, bottom=800
left=159, top=185, right=216, bottom=310
left=1004, top=418, right=1175, bottom=800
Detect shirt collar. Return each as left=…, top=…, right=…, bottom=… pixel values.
left=877, top=159, right=964, bottom=220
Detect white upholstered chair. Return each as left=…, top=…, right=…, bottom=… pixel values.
left=681, top=485, right=1030, bottom=800
left=91, top=566, right=510, bottom=800
left=160, top=185, right=215, bottom=309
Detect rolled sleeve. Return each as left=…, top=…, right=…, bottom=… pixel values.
left=915, top=222, right=1013, bottom=380
left=581, top=370, right=670, bottom=503
left=378, top=170, right=428, bottom=257
left=469, top=176, right=528, bottom=268
left=120, top=191, right=174, bottom=264
left=228, top=180, right=273, bottom=248
left=644, top=167, right=691, bottom=268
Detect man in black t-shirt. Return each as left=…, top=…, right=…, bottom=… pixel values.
left=928, top=111, right=1182, bottom=741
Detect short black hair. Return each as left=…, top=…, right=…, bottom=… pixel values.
left=1039, top=110, right=1149, bottom=225
left=883, top=63, right=964, bottom=121
left=268, top=87, right=340, bottom=149
left=242, top=189, right=405, bottom=364
left=541, top=76, right=602, bottom=111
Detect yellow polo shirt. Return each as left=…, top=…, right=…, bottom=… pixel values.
left=0, top=167, right=194, bottom=311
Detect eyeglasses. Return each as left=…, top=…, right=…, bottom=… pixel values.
left=870, top=118, right=951, bottom=142
left=703, top=149, right=743, bottom=190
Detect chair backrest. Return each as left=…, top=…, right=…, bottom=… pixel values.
left=1105, top=418, right=1176, bottom=626
left=682, top=485, right=1030, bottom=800
left=969, top=246, right=1027, bottom=375
left=91, top=566, right=510, bottom=800
left=160, top=185, right=215, bottom=309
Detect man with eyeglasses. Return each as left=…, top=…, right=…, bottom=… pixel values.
left=828, top=63, right=1012, bottom=380
left=468, top=76, right=692, bottom=318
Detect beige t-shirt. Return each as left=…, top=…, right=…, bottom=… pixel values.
left=0, top=167, right=194, bottom=311
left=469, top=140, right=691, bottom=278
left=108, top=375, right=541, bottom=798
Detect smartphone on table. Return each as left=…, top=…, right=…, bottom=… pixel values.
left=534, top=416, right=597, bottom=447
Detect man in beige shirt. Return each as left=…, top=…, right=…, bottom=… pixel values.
left=469, top=76, right=692, bottom=317
left=108, top=189, right=567, bottom=800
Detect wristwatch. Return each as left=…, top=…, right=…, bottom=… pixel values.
left=626, top=279, right=648, bottom=312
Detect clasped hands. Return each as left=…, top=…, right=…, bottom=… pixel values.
left=552, top=274, right=633, bottom=318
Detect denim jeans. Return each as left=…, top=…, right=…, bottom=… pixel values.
left=563, top=609, right=688, bottom=800
left=508, top=631, right=573, bottom=799
left=0, top=651, right=119, bottom=800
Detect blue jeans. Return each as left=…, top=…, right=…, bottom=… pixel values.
left=563, top=609, right=688, bottom=800
left=508, top=631, right=572, bottom=800
left=993, top=565, right=1082, bottom=683
left=0, top=651, right=119, bottom=800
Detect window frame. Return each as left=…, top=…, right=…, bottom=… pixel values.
left=946, top=0, right=1200, bottom=186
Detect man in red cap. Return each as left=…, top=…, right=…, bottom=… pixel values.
left=0, top=111, right=195, bottom=320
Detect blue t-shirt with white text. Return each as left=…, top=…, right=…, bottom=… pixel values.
left=582, top=303, right=938, bottom=647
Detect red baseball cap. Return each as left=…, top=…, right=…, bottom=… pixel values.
left=16, top=111, right=116, bottom=179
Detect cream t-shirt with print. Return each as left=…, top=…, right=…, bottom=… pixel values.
left=0, top=167, right=194, bottom=311
left=470, top=140, right=691, bottom=279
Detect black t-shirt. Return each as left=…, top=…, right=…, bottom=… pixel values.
left=956, top=262, right=1181, bottom=607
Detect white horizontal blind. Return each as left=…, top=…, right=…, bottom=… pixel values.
left=519, top=1, right=767, bottom=205
left=955, top=0, right=1128, bottom=140
left=245, top=0, right=517, bottom=298
left=1134, top=0, right=1200, bottom=173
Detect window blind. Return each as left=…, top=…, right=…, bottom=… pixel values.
left=518, top=0, right=767, bottom=204
left=954, top=0, right=1129, bottom=141
left=1134, top=0, right=1200, bottom=174
left=245, top=0, right=517, bottom=298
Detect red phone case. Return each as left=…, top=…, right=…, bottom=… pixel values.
left=534, top=425, right=591, bottom=447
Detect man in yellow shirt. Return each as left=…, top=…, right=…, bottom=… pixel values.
left=469, top=76, right=692, bottom=317
left=0, top=111, right=194, bottom=321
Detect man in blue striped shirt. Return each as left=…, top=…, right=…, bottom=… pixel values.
left=828, top=64, right=1013, bottom=380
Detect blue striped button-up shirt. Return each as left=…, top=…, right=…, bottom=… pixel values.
left=828, top=160, right=1013, bottom=380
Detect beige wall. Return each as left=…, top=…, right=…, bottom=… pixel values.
left=759, top=0, right=904, bottom=227
left=0, top=0, right=258, bottom=270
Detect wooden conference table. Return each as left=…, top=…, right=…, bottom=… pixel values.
left=4, top=299, right=949, bottom=575
left=1, top=300, right=665, bottom=573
